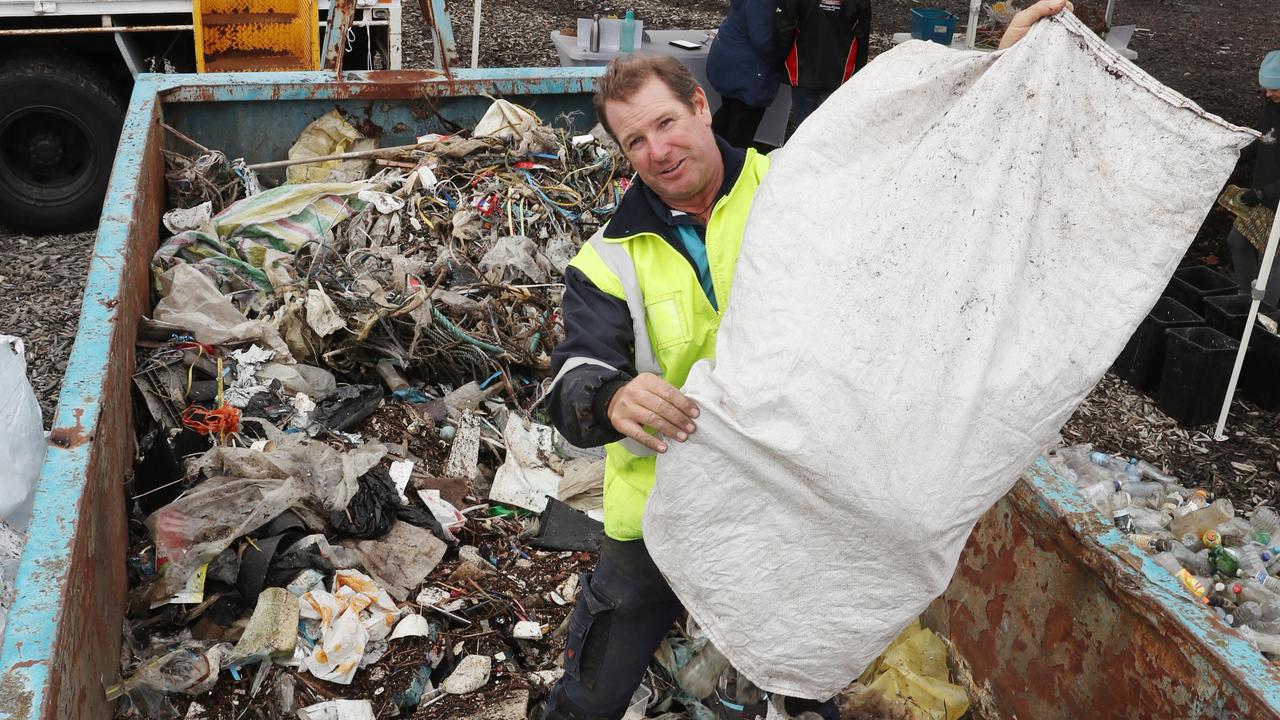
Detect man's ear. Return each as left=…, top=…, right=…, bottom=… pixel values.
left=692, top=87, right=712, bottom=127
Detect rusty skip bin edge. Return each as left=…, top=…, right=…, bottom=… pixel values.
left=925, top=457, right=1280, bottom=719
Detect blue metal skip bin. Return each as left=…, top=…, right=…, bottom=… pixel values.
left=0, top=67, right=602, bottom=720
left=4, top=67, right=1280, bottom=720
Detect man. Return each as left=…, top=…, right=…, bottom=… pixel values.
left=775, top=0, right=872, bottom=131
left=539, top=4, right=1069, bottom=718
left=1229, top=50, right=1280, bottom=305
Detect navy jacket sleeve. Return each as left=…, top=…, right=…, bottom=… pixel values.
left=544, top=266, right=634, bottom=447
left=744, top=0, right=780, bottom=58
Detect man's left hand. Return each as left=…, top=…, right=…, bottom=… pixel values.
left=998, top=0, right=1075, bottom=50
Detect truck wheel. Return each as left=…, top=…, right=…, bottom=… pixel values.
left=0, top=57, right=125, bottom=234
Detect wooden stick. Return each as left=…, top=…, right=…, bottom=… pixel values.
left=247, top=141, right=431, bottom=170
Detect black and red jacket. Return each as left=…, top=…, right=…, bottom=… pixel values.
left=775, top=0, right=871, bottom=91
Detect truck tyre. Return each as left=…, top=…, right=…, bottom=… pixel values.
left=0, top=56, right=126, bottom=234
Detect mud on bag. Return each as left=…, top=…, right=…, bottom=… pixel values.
left=643, top=14, right=1256, bottom=699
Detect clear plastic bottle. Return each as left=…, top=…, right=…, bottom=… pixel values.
left=1173, top=489, right=1210, bottom=518
left=677, top=640, right=730, bottom=699
left=1170, top=499, right=1234, bottom=538
left=1089, top=451, right=1141, bottom=480
left=1120, top=481, right=1164, bottom=499
left=1215, top=517, right=1255, bottom=547
left=1128, top=505, right=1172, bottom=533
left=1235, top=601, right=1264, bottom=625
left=1128, top=534, right=1171, bottom=553
left=1233, top=543, right=1269, bottom=580
left=1079, top=478, right=1120, bottom=511
left=1171, top=543, right=1212, bottom=576
left=1152, top=552, right=1208, bottom=602
left=1252, top=507, right=1280, bottom=536
left=1240, top=626, right=1280, bottom=654
left=1110, top=491, right=1135, bottom=534
left=105, top=643, right=230, bottom=714
left=1132, top=458, right=1176, bottom=485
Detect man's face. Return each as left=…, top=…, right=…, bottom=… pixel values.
left=1266, top=87, right=1280, bottom=104
left=605, top=77, right=720, bottom=206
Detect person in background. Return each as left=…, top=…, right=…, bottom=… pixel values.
left=774, top=0, right=871, bottom=132
left=1229, top=50, right=1280, bottom=305
left=707, top=0, right=785, bottom=149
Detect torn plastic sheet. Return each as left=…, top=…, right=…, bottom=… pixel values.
left=478, top=235, right=553, bottom=284
left=153, top=264, right=293, bottom=360
left=489, top=414, right=562, bottom=513
left=297, top=699, right=376, bottom=720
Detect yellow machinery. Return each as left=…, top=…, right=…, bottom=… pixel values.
left=193, top=0, right=322, bottom=72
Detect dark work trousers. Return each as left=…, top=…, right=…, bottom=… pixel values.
left=543, top=537, right=684, bottom=720
left=787, top=87, right=834, bottom=139
left=1228, top=228, right=1280, bottom=305
left=711, top=97, right=769, bottom=150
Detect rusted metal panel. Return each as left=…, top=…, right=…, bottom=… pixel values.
left=320, top=0, right=357, bottom=71
left=193, top=0, right=320, bottom=72
left=925, top=458, right=1280, bottom=719
left=0, top=83, right=166, bottom=720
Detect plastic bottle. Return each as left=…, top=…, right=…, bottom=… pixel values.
left=589, top=14, right=602, bottom=52
left=1152, top=552, right=1208, bottom=602
left=1055, top=443, right=1094, bottom=467
left=105, top=643, right=230, bottom=713
left=1170, top=543, right=1212, bottom=576
left=620, top=9, right=636, bottom=53
left=1120, top=481, right=1164, bottom=500
left=1079, top=478, right=1120, bottom=511
left=1110, top=491, right=1135, bottom=534
left=1128, top=534, right=1171, bottom=553
left=1128, top=505, right=1172, bottom=533
left=1232, top=543, right=1269, bottom=580
left=1240, top=626, right=1280, bottom=654
left=1213, top=548, right=1241, bottom=578
left=1132, top=458, right=1177, bottom=485
left=1253, top=507, right=1280, bottom=535
left=677, top=640, right=730, bottom=699
left=1173, top=489, right=1210, bottom=518
left=1089, top=451, right=1140, bottom=480
left=1170, top=499, right=1234, bottom=539
left=1215, top=517, right=1255, bottom=547
left=1236, top=601, right=1264, bottom=625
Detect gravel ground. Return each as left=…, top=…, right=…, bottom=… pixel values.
left=0, top=229, right=95, bottom=428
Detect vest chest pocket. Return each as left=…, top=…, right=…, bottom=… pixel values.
left=644, top=291, right=692, bottom=351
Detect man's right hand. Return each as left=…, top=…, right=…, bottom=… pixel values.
left=606, top=373, right=700, bottom=454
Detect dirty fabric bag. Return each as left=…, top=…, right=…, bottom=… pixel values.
left=0, top=336, right=44, bottom=531
left=644, top=15, right=1257, bottom=699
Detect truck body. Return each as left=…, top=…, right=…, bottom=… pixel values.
left=0, top=0, right=401, bottom=233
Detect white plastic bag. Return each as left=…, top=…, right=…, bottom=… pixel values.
left=645, top=15, right=1256, bottom=699
left=0, top=336, right=45, bottom=531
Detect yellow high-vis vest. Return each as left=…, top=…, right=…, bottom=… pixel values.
left=565, top=149, right=771, bottom=540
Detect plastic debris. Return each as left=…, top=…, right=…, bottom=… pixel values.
left=441, top=654, right=492, bottom=694
left=296, top=699, right=376, bottom=720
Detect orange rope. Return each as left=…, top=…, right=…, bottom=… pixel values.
left=180, top=354, right=239, bottom=442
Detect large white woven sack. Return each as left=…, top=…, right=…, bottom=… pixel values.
left=645, top=14, right=1255, bottom=699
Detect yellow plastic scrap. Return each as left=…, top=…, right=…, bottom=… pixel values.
left=856, top=620, right=969, bottom=720
left=286, top=110, right=376, bottom=184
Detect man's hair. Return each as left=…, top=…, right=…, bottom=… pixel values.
left=593, top=54, right=700, bottom=139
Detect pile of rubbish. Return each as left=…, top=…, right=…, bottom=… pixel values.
left=1051, top=444, right=1280, bottom=658
left=119, top=102, right=632, bottom=719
